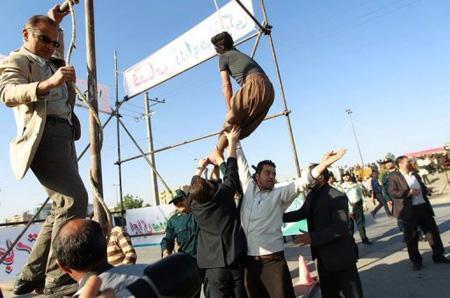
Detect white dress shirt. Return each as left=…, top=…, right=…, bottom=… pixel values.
left=236, top=142, right=319, bottom=256
left=399, top=170, right=426, bottom=205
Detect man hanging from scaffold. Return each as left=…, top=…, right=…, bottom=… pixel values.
left=208, top=31, right=274, bottom=161
left=0, top=5, right=88, bottom=297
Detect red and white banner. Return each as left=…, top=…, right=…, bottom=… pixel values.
left=0, top=224, right=43, bottom=282
left=126, top=205, right=175, bottom=247
left=123, top=0, right=255, bottom=98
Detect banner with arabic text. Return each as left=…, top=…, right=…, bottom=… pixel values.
left=123, top=0, right=255, bottom=97
left=126, top=205, right=175, bottom=247
left=0, top=224, right=42, bottom=282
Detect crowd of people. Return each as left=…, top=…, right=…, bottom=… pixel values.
left=1, top=4, right=449, bottom=298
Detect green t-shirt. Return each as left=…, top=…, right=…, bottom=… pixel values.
left=218, top=49, right=265, bottom=86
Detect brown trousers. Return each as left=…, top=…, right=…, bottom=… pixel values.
left=217, top=73, right=274, bottom=151
left=21, top=120, right=88, bottom=287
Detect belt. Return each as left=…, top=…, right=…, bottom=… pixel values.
left=47, top=116, right=70, bottom=125
left=249, top=251, right=284, bottom=261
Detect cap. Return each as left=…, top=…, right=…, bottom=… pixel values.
left=342, top=171, right=351, bottom=176
left=168, top=189, right=187, bottom=204
left=382, top=158, right=394, bottom=164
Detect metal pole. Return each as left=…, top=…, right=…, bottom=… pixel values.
left=118, top=111, right=287, bottom=165
left=235, top=0, right=267, bottom=32
left=118, top=118, right=171, bottom=192
left=144, top=93, right=160, bottom=206
left=85, top=0, right=105, bottom=226
left=346, top=109, right=365, bottom=167
left=259, top=0, right=301, bottom=177
left=250, top=29, right=263, bottom=58
left=0, top=199, right=50, bottom=265
left=114, top=51, right=125, bottom=217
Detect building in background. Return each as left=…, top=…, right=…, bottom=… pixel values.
left=159, top=185, right=189, bottom=205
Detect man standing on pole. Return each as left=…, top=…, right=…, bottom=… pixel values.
left=0, top=5, right=88, bottom=297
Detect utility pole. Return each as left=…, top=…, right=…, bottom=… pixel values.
left=144, top=93, right=165, bottom=206
left=346, top=109, right=365, bottom=167
left=85, top=0, right=105, bottom=226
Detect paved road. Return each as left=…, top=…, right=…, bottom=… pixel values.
left=307, top=173, right=450, bottom=298
left=2, top=172, right=449, bottom=297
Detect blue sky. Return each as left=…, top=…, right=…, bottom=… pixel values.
left=0, top=0, right=449, bottom=221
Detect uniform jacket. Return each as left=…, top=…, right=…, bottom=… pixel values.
left=190, top=157, right=247, bottom=269
left=283, top=184, right=358, bottom=272
left=0, top=30, right=80, bottom=180
left=160, top=212, right=198, bottom=256
left=387, top=171, right=434, bottom=220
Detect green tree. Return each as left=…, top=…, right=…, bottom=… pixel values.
left=117, top=194, right=143, bottom=210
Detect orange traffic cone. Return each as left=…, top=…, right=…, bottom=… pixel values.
left=298, top=255, right=315, bottom=286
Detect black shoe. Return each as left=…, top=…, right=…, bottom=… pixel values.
left=371, top=211, right=376, bottom=219
left=362, top=238, right=373, bottom=245
left=412, top=262, right=422, bottom=271
left=13, top=278, right=45, bottom=295
left=44, top=279, right=78, bottom=298
left=433, top=255, right=450, bottom=264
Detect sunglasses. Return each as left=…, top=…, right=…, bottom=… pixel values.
left=27, top=29, right=60, bottom=48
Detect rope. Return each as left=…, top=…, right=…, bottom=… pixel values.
left=67, top=2, right=111, bottom=237
left=213, top=0, right=226, bottom=31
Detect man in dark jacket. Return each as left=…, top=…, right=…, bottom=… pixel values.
left=189, top=126, right=246, bottom=298
left=283, top=167, right=363, bottom=298
left=388, top=156, right=449, bottom=271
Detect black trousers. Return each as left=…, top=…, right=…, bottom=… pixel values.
left=371, top=192, right=391, bottom=217
left=348, top=202, right=368, bottom=241
left=244, top=253, right=295, bottom=298
left=404, top=204, right=445, bottom=264
left=317, top=258, right=363, bottom=298
left=206, top=261, right=246, bottom=298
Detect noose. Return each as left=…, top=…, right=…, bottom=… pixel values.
left=67, top=1, right=112, bottom=238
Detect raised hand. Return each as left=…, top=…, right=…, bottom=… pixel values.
left=321, top=148, right=347, bottom=167
left=224, top=125, right=241, bottom=146
left=48, top=5, right=70, bottom=27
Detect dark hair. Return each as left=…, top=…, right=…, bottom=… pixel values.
left=53, top=219, right=106, bottom=271
left=396, top=155, right=408, bottom=167
left=211, top=31, right=234, bottom=54
left=254, top=160, right=276, bottom=175
left=189, top=175, right=213, bottom=204
left=25, top=15, right=57, bottom=29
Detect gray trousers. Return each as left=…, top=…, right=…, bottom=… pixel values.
left=20, top=120, right=88, bottom=287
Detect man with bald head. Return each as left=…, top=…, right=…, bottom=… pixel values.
left=53, top=219, right=147, bottom=296
left=0, top=5, right=87, bottom=297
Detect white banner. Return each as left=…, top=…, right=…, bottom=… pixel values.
left=123, top=0, right=255, bottom=98
left=126, top=205, right=175, bottom=247
left=75, top=79, right=111, bottom=113
left=0, top=224, right=43, bottom=282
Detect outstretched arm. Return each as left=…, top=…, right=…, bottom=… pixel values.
left=220, top=70, right=233, bottom=111
left=194, top=158, right=209, bottom=177
left=222, top=126, right=241, bottom=191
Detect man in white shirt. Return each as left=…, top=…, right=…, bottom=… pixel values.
left=235, top=142, right=346, bottom=297
left=341, top=172, right=372, bottom=245
left=388, top=156, right=449, bottom=271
